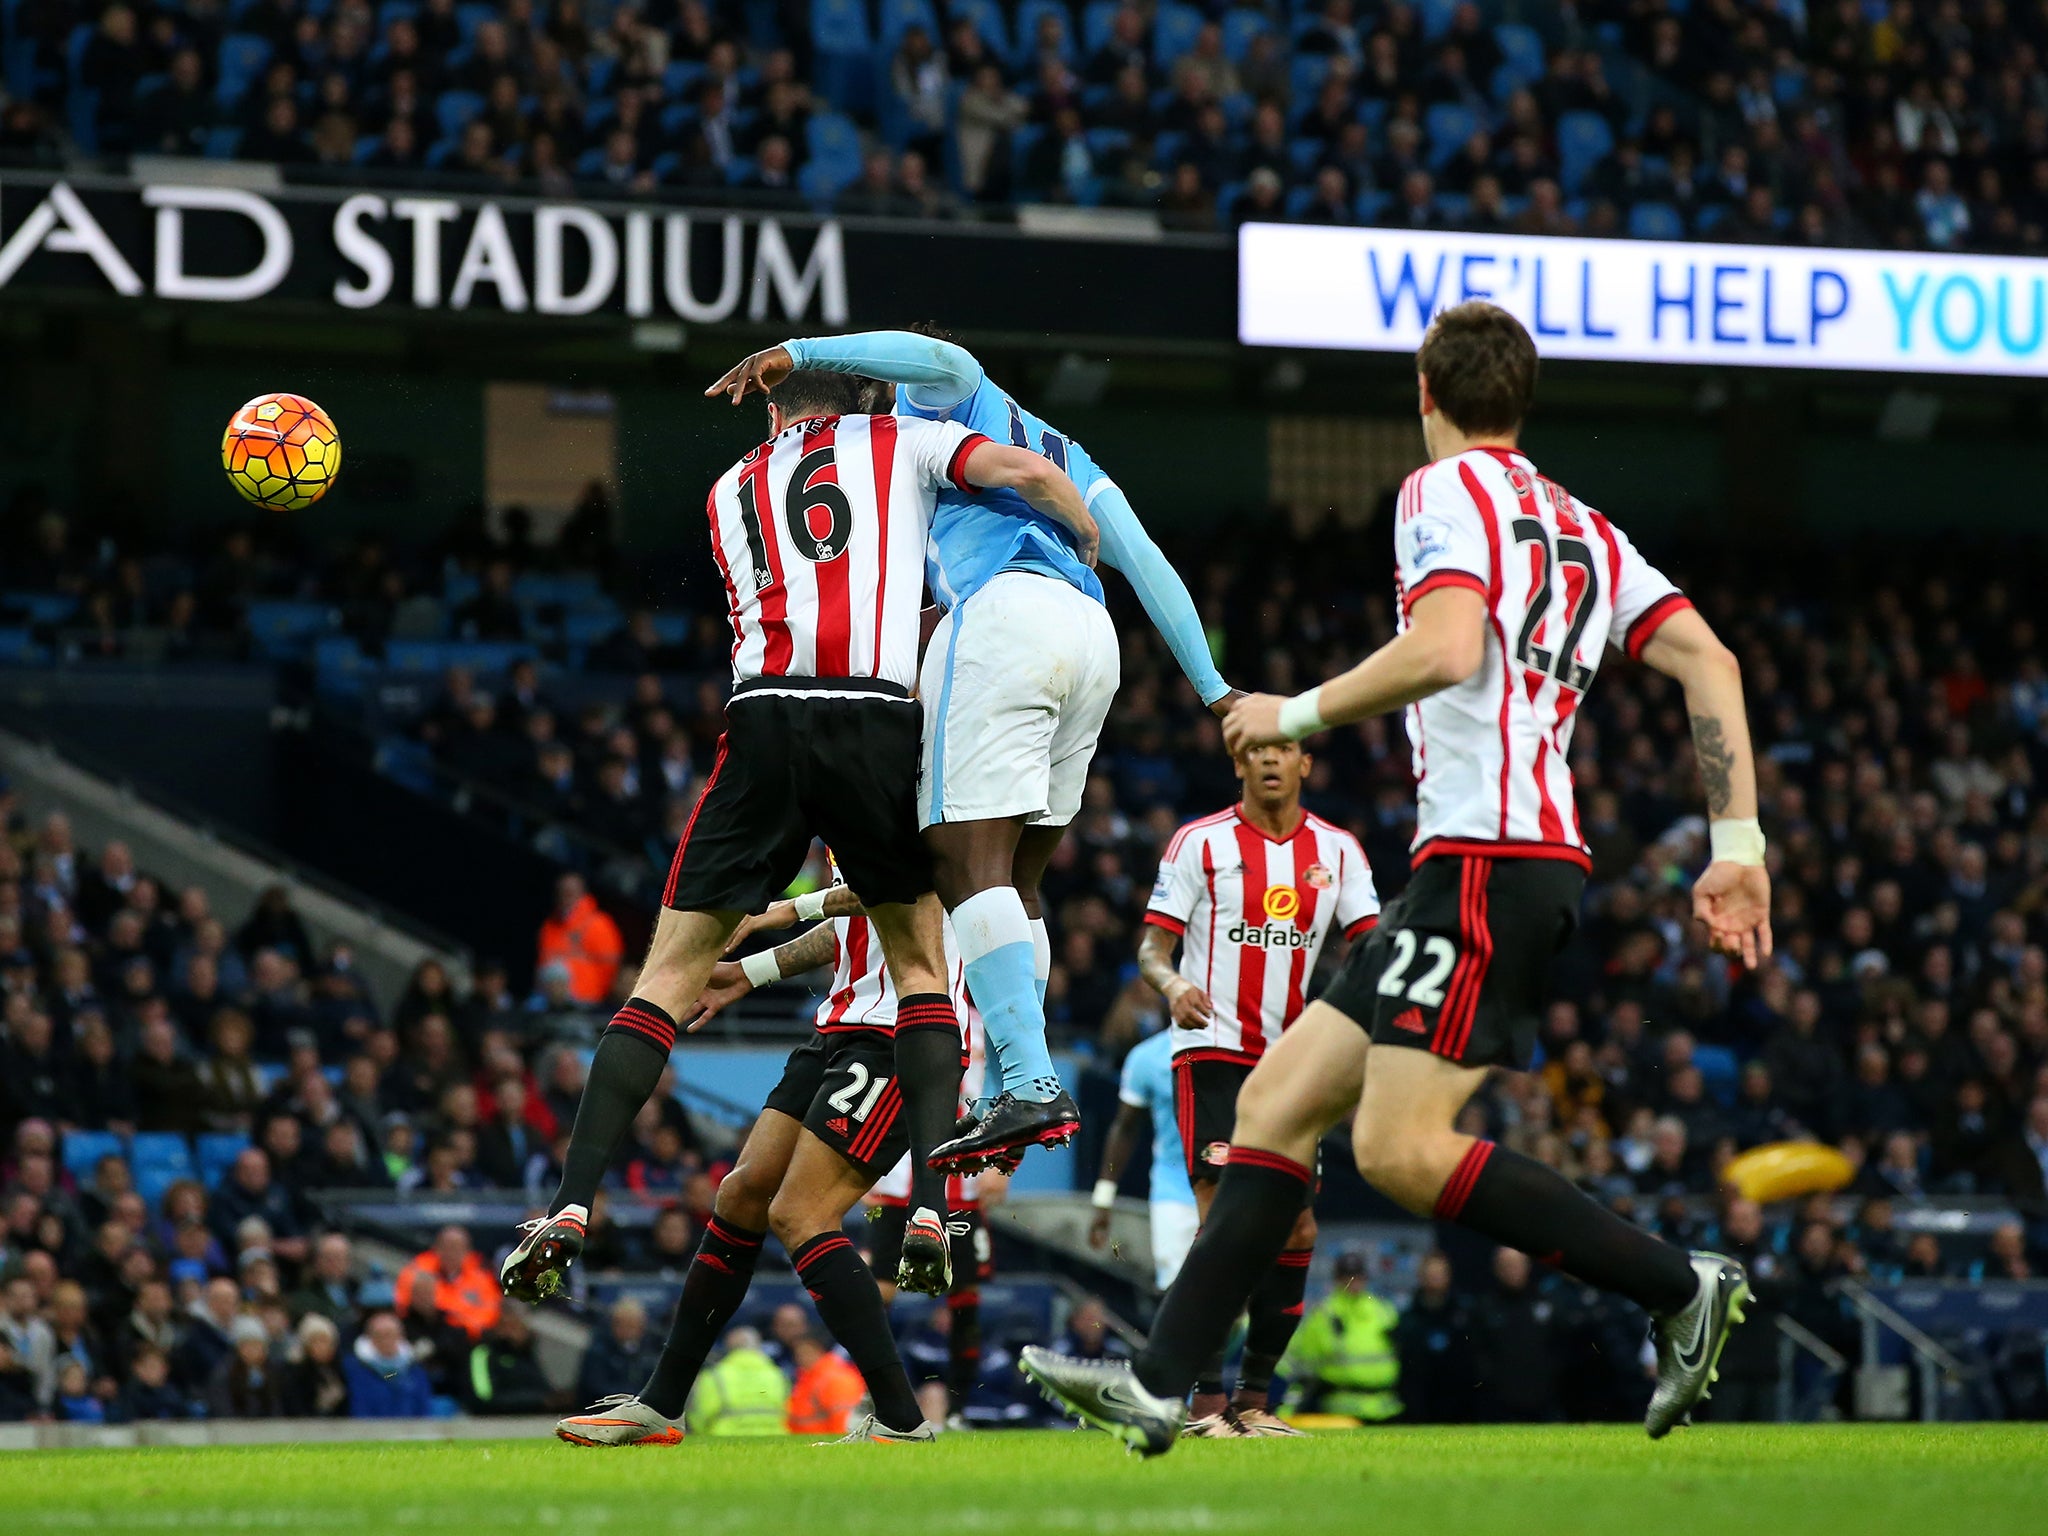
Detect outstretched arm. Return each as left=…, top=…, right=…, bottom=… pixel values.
left=1092, top=484, right=1234, bottom=711
left=685, top=920, right=842, bottom=1032
left=961, top=441, right=1099, bottom=567
left=1639, top=607, right=1772, bottom=968
left=1087, top=1102, right=1149, bottom=1250
left=705, top=333, right=981, bottom=413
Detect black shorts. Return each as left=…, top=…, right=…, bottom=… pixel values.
left=663, top=681, right=932, bottom=915
left=1323, top=853, right=1583, bottom=1071
left=868, top=1203, right=991, bottom=1293
left=1172, top=1054, right=1251, bottom=1183
left=761, top=1028, right=906, bottom=1175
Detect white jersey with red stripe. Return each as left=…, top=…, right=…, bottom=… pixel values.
left=1144, top=807, right=1379, bottom=1064
left=1393, top=447, right=1690, bottom=868
left=706, top=412, right=990, bottom=691
left=813, top=909, right=969, bottom=1034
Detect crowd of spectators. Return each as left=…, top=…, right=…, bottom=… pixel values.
left=6, top=0, right=2048, bottom=248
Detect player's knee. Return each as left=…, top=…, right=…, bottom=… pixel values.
left=1350, top=1122, right=1435, bottom=1210
left=1286, top=1208, right=1318, bottom=1252
left=765, top=1188, right=817, bottom=1249
left=716, top=1162, right=777, bottom=1231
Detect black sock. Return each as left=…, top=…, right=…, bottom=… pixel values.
left=554, top=1000, right=676, bottom=1214
left=790, top=1232, right=924, bottom=1431
left=1441, top=1140, right=1697, bottom=1314
left=1135, top=1149, right=1311, bottom=1400
left=638, top=1214, right=764, bottom=1418
left=945, top=1290, right=980, bottom=1415
left=894, top=997, right=963, bottom=1217
left=1236, top=1246, right=1312, bottom=1408
left=1194, top=1345, right=1229, bottom=1403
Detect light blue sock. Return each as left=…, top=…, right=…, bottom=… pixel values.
left=1030, top=917, right=1051, bottom=1006
left=956, top=888, right=1059, bottom=1100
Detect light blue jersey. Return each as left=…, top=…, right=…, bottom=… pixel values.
left=1119, top=1031, right=1196, bottom=1208
left=779, top=331, right=1229, bottom=705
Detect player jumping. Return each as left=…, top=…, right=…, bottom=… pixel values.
left=555, top=883, right=968, bottom=1444
left=1024, top=301, right=1771, bottom=1452
left=708, top=330, right=1239, bottom=1171
left=1126, top=737, right=1377, bottom=1436
left=502, top=372, right=1097, bottom=1347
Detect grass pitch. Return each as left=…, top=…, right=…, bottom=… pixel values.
left=6, top=1424, right=2043, bottom=1536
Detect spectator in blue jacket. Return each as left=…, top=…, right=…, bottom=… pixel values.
left=345, top=1310, right=434, bottom=1418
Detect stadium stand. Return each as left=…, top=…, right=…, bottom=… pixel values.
left=1, top=0, right=2044, bottom=247
left=4, top=465, right=2048, bottom=1424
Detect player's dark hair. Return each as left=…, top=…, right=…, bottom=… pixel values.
left=904, top=320, right=959, bottom=344
left=1415, top=300, right=1538, bottom=436
left=772, top=368, right=868, bottom=420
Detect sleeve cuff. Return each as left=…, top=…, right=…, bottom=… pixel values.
left=1345, top=915, right=1379, bottom=939
left=948, top=432, right=994, bottom=493
left=1402, top=569, right=1489, bottom=613
left=1143, top=911, right=1187, bottom=936
left=1117, top=1088, right=1147, bottom=1110
left=1624, top=593, right=1694, bottom=659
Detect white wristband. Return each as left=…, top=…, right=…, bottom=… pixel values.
left=1276, top=688, right=1327, bottom=741
left=1708, top=817, right=1766, bottom=867
left=740, top=950, right=782, bottom=989
left=793, top=889, right=830, bottom=922
left=1091, top=1179, right=1118, bottom=1210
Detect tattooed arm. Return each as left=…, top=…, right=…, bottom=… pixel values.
left=685, top=919, right=843, bottom=1031
left=1640, top=606, right=1772, bottom=967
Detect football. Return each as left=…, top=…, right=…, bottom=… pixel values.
left=221, top=392, right=341, bottom=510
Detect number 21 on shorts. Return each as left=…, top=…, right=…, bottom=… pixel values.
left=1377, top=929, right=1457, bottom=1007
left=827, top=1062, right=892, bottom=1122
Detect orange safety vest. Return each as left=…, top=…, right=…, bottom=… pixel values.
left=785, top=1352, right=866, bottom=1434
left=537, top=894, right=625, bottom=1005
left=394, top=1251, right=504, bottom=1341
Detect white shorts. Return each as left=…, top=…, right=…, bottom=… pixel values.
left=918, top=570, right=1120, bottom=828
left=1150, top=1199, right=1199, bottom=1291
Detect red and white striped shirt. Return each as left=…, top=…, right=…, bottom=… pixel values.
left=1144, top=808, right=1379, bottom=1063
left=707, top=413, right=989, bottom=691
left=1394, top=448, right=1690, bottom=869
left=813, top=909, right=969, bottom=1034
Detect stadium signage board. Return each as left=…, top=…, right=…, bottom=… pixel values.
left=1239, top=222, right=2048, bottom=378
left=0, top=175, right=1236, bottom=342
left=0, top=176, right=848, bottom=323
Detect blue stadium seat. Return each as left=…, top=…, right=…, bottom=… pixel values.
left=662, top=59, right=704, bottom=100
left=1286, top=136, right=1321, bottom=175
left=0, top=628, right=44, bottom=664
left=1494, top=23, right=1545, bottom=80
left=136, top=1165, right=185, bottom=1212
left=812, top=0, right=876, bottom=113
left=454, top=1, right=496, bottom=44
left=198, top=1132, right=252, bottom=1188
left=1084, top=125, right=1130, bottom=158
left=64, top=23, right=96, bottom=154
left=1419, top=0, right=1458, bottom=39
left=1151, top=1, right=1203, bottom=71
left=1556, top=110, right=1615, bottom=194
left=131, top=1132, right=195, bottom=1174
left=62, top=1130, right=126, bottom=1183
left=374, top=735, right=440, bottom=796
left=1289, top=54, right=1331, bottom=110
left=1694, top=1044, right=1740, bottom=1107
left=1014, top=0, right=1076, bottom=67
left=375, top=0, right=420, bottom=31
left=1221, top=9, right=1268, bottom=62
left=1424, top=102, right=1480, bottom=167
left=811, top=0, right=872, bottom=53
left=806, top=109, right=863, bottom=176
left=1627, top=200, right=1685, bottom=240
left=204, top=125, right=244, bottom=158
left=1081, top=0, right=1122, bottom=56
left=435, top=89, right=484, bottom=139
left=215, top=32, right=272, bottom=108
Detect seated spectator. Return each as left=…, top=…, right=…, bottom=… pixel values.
left=1049, top=1297, right=1128, bottom=1362
left=136, top=47, right=216, bottom=157
left=198, top=1007, right=266, bottom=1131
left=117, top=1341, right=189, bottom=1421
left=211, top=1149, right=308, bottom=1268
left=460, top=1306, right=555, bottom=1415
left=174, top=1276, right=242, bottom=1392
left=206, top=1315, right=287, bottom=1419
left=345, top=1310, right=434, bottom=1418
left=287, top=1313, right=351, bottom=1417
left=534, top=875, right=623, bottom=1008
left=393, top=1224, right=502, bottom=1343
left=955, top=63, right=1027, bottom=202
left=890, top=25, right=949, bottom=164
left=577, top=1296, right=658, bottom=1404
